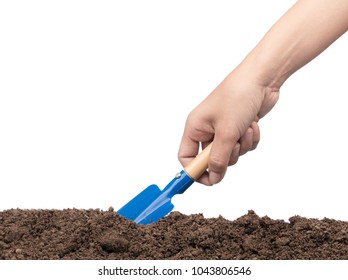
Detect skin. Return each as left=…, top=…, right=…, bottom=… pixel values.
left=178, top=0, right=348, bottom=186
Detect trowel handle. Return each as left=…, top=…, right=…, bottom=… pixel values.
left=184, top=142, right=212, bottom=180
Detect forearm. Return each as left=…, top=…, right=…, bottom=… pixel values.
left=240, top=0, right=348, bottom=89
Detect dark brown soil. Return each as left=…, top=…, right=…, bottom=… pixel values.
left=1, top=208, right=347, bottom=260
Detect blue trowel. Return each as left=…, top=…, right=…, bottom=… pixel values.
left=117, top=143, right=211, bottom=224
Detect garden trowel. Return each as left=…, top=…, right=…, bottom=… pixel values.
left=117, top=143, right=211, bottom=224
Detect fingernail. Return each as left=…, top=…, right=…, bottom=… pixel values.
left=209, top=171, right=222, bottom=185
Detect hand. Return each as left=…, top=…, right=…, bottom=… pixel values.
left=178, top=68, right=279, bottom=185
left=179, top=0, right=348, bottom=186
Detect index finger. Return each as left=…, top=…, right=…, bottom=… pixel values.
left=178, top=133, right=200, bottom=168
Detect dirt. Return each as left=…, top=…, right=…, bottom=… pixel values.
left=1, top=208, right=347, bottom=260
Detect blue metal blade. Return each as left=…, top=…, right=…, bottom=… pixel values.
left=136, top=201, right=174, bottom=225
left=117, top=170, right=194, bottom=224
left=117, top=184, right=161, bottom=221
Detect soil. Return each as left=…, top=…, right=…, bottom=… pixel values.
left=1, top=208, right=347, bottom=260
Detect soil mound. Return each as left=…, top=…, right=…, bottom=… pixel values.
left=1, top=208, right=347, bottom=260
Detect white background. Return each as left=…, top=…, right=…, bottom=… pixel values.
left=1, top=0, right=347, bottom=223
left=1, top=260, right=348, bottom=280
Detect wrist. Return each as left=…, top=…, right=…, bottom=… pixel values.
left=237, top=46, right=290, bottom=92
left=227, top=52, right=283, bottom=105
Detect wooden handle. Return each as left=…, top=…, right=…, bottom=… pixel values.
left=184, top=143, right=212, bottom=180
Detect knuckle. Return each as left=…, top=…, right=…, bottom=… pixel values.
left=240, top=140, right=252, bottom=154
left=209, top=155, right=227, bottom=172
left=251, top=141, right=259, bottom=151
left=229, top=155, right=239, bottom=166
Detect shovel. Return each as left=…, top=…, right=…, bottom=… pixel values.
left=117, top=143, right=212, bottom=224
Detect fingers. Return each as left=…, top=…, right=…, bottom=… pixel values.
left=178, top=124, right=214, bottom=186
left=208, top=121, right=260, bottom=185
left=207, top=128, right=238, bottom=185
left=179, top=136, right=213, bottom=186
left=239, top=121, right=260, bottom=156
left=179, top=123, right=261, bottom=186
left=178, top=134, right=199, bottom=169
left=178, top=110, right=215, bottom=185
left=228, top=142, right=241, bottom=166
left=195, top=171, right=211, bottom=186
left=250, top=121, right=261, bottom=150
left=178, top=113, right=261, bottom=186
left=239, top=127, right=253, bottom=156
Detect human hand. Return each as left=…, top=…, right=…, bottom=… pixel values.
left=178, top=68, right=279, bottom=185
left=178, top=0, right=348, bottom=186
